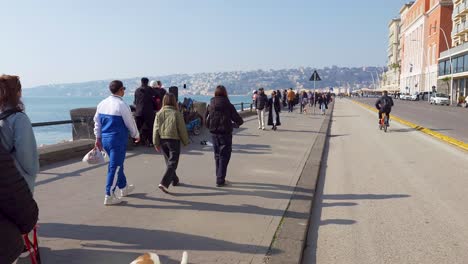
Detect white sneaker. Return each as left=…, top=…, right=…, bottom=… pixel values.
left=262, top=127, right=266, bottom=130
left=104, top=193, right=122, bottom=205
left=119, top=184, right=135, bottom=197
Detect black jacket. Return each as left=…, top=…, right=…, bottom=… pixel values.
left=255, top=93, right=269, bottom=110
left=0, top=142, right=39, bottom=264
left=134, top=85, right=156, bottom=117
left=375, top=95, right=394, bottom=111
left=268, top=97, right=281, bottom=126
left=318, top=97, right=328, bottom=109
left=206, top=96, right=244, bottom=135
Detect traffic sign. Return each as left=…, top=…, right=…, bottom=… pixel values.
left=310, top=70, right=322, bottom=81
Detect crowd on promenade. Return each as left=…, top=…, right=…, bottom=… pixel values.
left=0, top=74, right=333, bottom=263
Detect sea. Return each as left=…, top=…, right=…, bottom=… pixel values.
left=23, top=95, right=252, bottom=146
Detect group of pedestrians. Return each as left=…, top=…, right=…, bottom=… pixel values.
left=93, top=80, right=245, bottom=205
left=254, top=88, right=281, bottom=130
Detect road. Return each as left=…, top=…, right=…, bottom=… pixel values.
left=355, top=97, right=468, bottom=143
left=302, top=99, right=468, bottom=264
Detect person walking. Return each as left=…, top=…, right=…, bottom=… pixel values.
left=308, top=91, right=314, bottom=107
left=94, top=80, right=140, bottom=205
left=255, top=88, right=268, bottom=130
left=287, top=88, right=295, bottom=112
left=268, top=91, right=281, bottom=131
left=205, top=85, right=244, bottom=187
left=134, top=77, right=156, bottom=147
left=282, top=89, right=288, bottom=108
left=0, top=75, right=39, bottom=194
left=318, top=94, right=328, bottom=115
left=153, top=93, right=190, bottom=193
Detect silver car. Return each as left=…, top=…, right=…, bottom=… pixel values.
left=430, top=93, right=450, bottom=105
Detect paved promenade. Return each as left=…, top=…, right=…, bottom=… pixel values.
left=303, top=99, right=468, bottom=264
left=33, top=111, right=325, bottom=264
left=355, top=97, right=468, bottom=143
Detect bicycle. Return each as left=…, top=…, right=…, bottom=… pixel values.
left=379, top=113, right=389, bottom=132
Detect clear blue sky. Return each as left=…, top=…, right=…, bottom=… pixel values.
left=1, top=0, right=408, bottom=87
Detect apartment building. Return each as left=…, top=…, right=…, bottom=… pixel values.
left=381, top=18, right=401, bottom=92
left=400, top=0, right=453, bottom=95
left=439, top=0, right=468, bottom=102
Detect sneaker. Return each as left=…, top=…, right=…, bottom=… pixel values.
left=258, top=127, right=262, bottom=130
left=119, top=184, right=135, bottom=197
left=104, top=193, right=122, bottom=205
left=158, top=184, right=170, bottom=193
left=262, top=127, right=265, bottom=130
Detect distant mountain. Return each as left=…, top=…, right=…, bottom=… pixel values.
left=23, top=66, right=382, bottom=97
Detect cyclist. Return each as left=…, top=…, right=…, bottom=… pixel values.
left=375, top=90, right=394, bottom=126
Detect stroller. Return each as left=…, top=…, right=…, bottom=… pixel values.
left=180, top=98, right=202, bottom=136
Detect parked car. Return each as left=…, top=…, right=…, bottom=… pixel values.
left=430, top=93, right=450, bottom=105
left=400, top=94, right=410, bottom=100
left=410, top=93, right=419, bottom=101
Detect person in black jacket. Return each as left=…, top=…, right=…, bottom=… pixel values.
left=375, top=90, right=394, bottom=124
left=0, top=138, right=38, bottom=264
left=268, top=91, right=281, bottom=131
left=255, top=87, right=268, bottom=130
left=134, top=77, right=157, bottom=147
left=205, top=85, right=244, bottom=187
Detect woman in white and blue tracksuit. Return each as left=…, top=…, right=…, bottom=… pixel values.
left=94, top=80, right=140, bottom=205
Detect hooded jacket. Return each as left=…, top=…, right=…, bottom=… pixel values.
left=206, top=96, right=244, bottom=135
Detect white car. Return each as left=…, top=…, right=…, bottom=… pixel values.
left=410, top=94, right=419, bottom=101
left=400, top=94, right=410, bottom=100
left=430, top=93, right=450, bottom=105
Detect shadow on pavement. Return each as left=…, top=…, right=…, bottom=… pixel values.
left=127, top=193, right=309, bottom=219
left=38, top=223, right=278, bottom=262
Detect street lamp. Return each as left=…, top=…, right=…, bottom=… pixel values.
left=434, top=26, right=454, bottom=105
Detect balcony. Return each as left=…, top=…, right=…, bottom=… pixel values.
left=453, top=20, right=468, bottom=38
left=453, top=1, right=468, bottom=19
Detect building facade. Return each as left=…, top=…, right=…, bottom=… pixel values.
left=400, top=0, right=453, bottom=95
left=382, top=18, right=402, bottom=92
left=439, top=0, right=468, bottom=103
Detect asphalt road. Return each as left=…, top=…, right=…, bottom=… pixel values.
left=355, top=97, right=468, bottom=143
left=302, top=99, right=468, bottom=264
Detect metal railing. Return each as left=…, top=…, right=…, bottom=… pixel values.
left=232, top=102, right=254, bottom=112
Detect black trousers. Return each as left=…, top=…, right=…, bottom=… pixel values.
left=288, top=101, right=294, bottom=112
left=378, top=109, right=391, bottom=120
left=212, top=134, right=233, bottom=184
left=136, top=115, right=154, bottom=145
left=160, top=139, right=181, bottom=188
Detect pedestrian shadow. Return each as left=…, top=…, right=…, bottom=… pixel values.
left=36, top=153, right=142, bottom=187
left=38, top=223, right=280, bottom=263
left=328, top=134, right=349, bottom=138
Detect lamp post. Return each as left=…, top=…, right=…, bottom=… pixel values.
left=435, top=26, right=454, bottom=105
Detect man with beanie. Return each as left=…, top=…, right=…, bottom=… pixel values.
left=94, top=80, right=140, bottom=205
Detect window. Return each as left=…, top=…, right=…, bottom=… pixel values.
left=457, top=56, right=464, bottom=73
left=464, top=54, right=468, bottom=72
left=439, top=61, right=446, bottom=76
left=445, top=60, right=452, bottom=75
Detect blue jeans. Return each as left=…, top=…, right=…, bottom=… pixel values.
left=102, top=137, right=128, bottom=196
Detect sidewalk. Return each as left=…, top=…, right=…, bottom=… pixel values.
left=32, top=110, right=326, bottom=264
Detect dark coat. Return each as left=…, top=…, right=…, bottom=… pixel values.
left=318, top=97, right=328, bottom=109
left=375, top=95, right=394, bottom=112
left=267, top=97, right=281, bottom=126
left=134, top=85, right=156, bottom=117
left=0, top=141, right=39, bottom=264
left=255, top=93, right=269, bottom=110
left=206, top=96, right=244, bottom=135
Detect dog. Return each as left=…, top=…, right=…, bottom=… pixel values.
left=130, top=251, right=188, bottom=264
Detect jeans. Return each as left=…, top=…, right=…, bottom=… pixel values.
left=320, top=103, right=327, bottom=114
left=160, top=139, right=181, bottom=188
left=257, top=109, right=266, bottom=129
left=102, top=137, right=128, bottom=196
left=212, top=134, right=233, bottom=185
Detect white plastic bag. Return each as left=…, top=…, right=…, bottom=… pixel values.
left=82, top=148, right=107, bottom=165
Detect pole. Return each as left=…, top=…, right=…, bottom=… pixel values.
left=438, top=27, right=453, bottom=105
left=313, top=79, right=316, bottom=115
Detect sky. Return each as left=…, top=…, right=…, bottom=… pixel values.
left=0, top=0, right=409, bottom=88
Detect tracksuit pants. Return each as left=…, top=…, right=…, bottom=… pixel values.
left=102, top=137, right=128, bottom=196
left=212, top=134, right=233, bottom=185
left=288, top=101, right=294, bottom=112
left=160, top=139, right=181, bottom=188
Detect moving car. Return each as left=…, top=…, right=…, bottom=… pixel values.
left=430, top=93, right=450, bottom=105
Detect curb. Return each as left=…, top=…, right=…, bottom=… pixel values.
left=351, top=100, right=468, bottom=152
left=263, top=102, right=335, bottom=264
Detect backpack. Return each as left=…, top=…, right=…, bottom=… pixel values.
left=381, top=96, right=392, bottom=108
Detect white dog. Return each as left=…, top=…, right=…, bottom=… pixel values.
left=130, top=252, right=188, bottom=264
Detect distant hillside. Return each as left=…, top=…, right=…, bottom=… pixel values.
left=23, top=66, right=382, bottom=97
